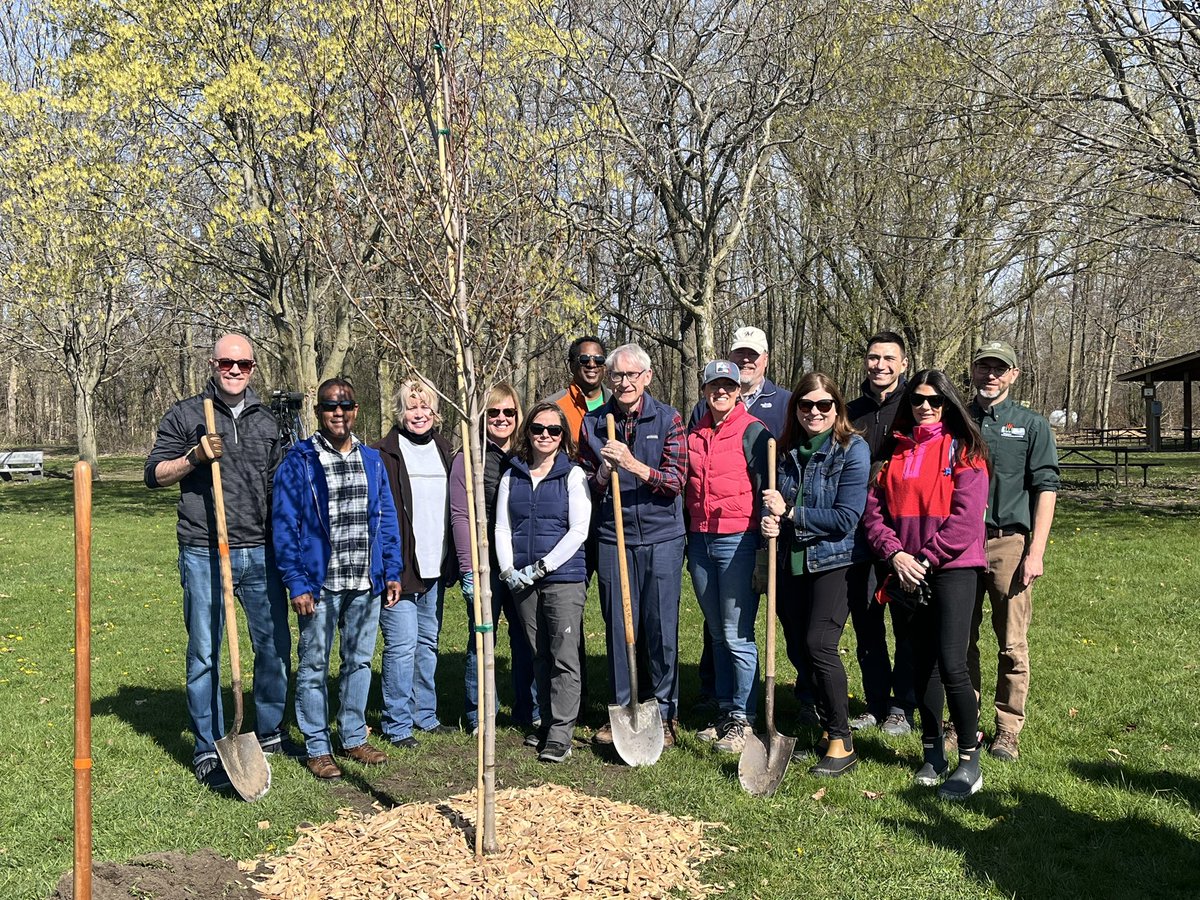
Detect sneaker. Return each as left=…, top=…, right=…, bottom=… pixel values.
left=523, top=730, right=543, bottom=749
left=390, top=735, right=419, bottom=750
left=194, top=757, right=230, bottom=788
left=593, top=723, right=614, bottom=745
left=416, top=724, right=457, bottom=735
left=696, top=714, right=732, bottom=744
left=305, top=754, right=343, bottom=781
left=538, top=741, right=572, bottom=763
left=258, top=734, right=304, bottom=758
left=989, top=730, right=1020, bottom=762
left=849, top=712, right=879, bottom=731
left=713, top=718, right=749, bottom=754
left=881, top=713, right=913, bottom=737
left=338, top=742, right=388, bottom=766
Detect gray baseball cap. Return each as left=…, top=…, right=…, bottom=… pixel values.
left=701, top=359, right=740, bottom=387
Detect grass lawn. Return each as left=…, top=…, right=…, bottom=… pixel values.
left=1, top=454, right=1198, bottom=899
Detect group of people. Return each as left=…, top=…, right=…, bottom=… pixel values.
left=146, top=326, right=1058, bottom=800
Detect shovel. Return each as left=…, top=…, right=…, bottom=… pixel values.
left=605, top=413, right=664, bottom=767
left=204, top=398, right=272, bottom=802
left=739, top=438, right=796, bottom=796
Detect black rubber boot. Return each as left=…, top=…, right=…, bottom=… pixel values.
left=938, top=743, right=983, bottom=800
left=914, top=738, right=948, bottom=787
left=810, top=736, right=858, bottom=778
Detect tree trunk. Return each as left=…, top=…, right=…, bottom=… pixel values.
left=72, top=376, right=100, bottom=476
left=6, top=361, right=17, bottom=440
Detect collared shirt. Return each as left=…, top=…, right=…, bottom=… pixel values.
left=606, top=397, right=686, bottom=495
left=313, top=431, right=371, bottom=592
left=970, top=396, right=1060, bottom=531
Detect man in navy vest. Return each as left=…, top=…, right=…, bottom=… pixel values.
left=578, top=343, right=688, bottom=747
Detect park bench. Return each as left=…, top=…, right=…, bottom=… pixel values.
left=0, top=450, right=44, bottom=482
left=1059, top=461, right=1120, bottom=485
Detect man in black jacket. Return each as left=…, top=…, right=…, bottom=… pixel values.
left=145, top=334, right=291, bottom=787
left=845, top=331, right=915, bottom=736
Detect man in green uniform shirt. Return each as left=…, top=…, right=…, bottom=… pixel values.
left=968, top=340, right=1060, bottom=762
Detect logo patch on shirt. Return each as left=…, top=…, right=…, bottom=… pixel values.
left=1000, top=424, right=1026, bottom=438
left=647, top=434, right=660, bottom=439
left=758, top=402, right=773, bottom=409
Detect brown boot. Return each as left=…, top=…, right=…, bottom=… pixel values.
left=339, top=742, right=388, bottom=766
left=810, top=736, right=858, bottom=778
left=306, top=754, right=343, bottom=781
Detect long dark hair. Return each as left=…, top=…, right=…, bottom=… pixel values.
left=883, top=369, right=988, bottom=466
left=780, top=372, right=860, bottom=452
left=514, top=402, right=577, bottom=463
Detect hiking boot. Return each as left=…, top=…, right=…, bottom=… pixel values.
left=989, top=730, right=1020, bottom=762
left=881, top=713, right=913, bottom=737
left=696, top=713, right=732, bottom=744
left=849, top=712, right=879, bottom=731
left=194, top=757, right=230, bottom=789
left=390, top=735, right=419, bottom=750
left=943, top=722, right=984, bottom=756
left=338, top=742, right=388, bottom=766
left=713, top=718, right=750, bottom=754
left=305, top=754, right=343, bottom=782
left=538, top=741, right=572, bottom=764
left=416, top=723, right=458, bottom=735
left=593, top=723, right=614, bottom=745
left=939, top=744, right=983, bottom=801
left=662, top=718, right=680, bottom=749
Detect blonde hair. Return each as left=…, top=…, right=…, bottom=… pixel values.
left=393, top=377, right=441, bottom=426
left=485, top=381, right=522, bottom=429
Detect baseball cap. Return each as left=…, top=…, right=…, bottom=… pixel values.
left=701, top=359, right=740, bottom=387
left=730, top=326, right=769, bottom=355
left=973, top=340, right=1018, bottom=369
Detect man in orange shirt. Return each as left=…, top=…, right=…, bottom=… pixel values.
left=548, top=336, right=610, bottom=441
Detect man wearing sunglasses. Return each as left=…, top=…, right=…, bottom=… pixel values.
left=968, top=340, right=1060, bottom=763
left=145, top=333, right=293, bottom=788
left=548, top=335, right=611, bottom=442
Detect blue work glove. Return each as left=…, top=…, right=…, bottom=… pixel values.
left=501, top=568, right=531, bottom=592
left=517, top=559, right=548, bottom=584
left=461, top=571, right=474, bottom=601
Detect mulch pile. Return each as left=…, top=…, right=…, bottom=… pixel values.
left=251, top=783, right=726, bottom=899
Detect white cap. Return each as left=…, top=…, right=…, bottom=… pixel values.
left=730, top=326, right=768, bottom=355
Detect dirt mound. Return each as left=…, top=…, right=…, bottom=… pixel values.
left=50, top=850, right=259, bottom=900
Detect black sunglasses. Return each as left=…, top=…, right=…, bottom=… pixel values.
left=529, top=423, right=564, bottom=437
left=573, top=354, right=606, bottom=367
left=318, top=399, right=357, bottom=411
left=487, top=407, right=517, bottom=419
left=797, top=399, right=835, bottom=413
left=910, top=394, right=945, bottom=409
left=212, top=357, right=255, bottom=372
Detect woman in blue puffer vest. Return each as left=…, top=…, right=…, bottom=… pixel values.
left=494, top=402, right=592, bottom=764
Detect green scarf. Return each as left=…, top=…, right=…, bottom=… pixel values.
left=789, top=428, right=833, bottom=576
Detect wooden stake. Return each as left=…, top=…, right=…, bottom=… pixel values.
left=73, top=460, right=93, bottom=900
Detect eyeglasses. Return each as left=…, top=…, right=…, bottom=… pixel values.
left=212, top=358, right=255, bottom=372
left=529, top=423, right=564, bottom=437
left=573, top=354, right=606, bottom=367
left=910, top=394, right=945, bottom=409
left=608, top=369, right=648, bottom=384
left=318, top=400, right=357, bottom=412
left=973, top=362, right=1011, bottom=376
left=487, top=407, right=517, bottom=419
left=797, top=399, right=835, bottom=414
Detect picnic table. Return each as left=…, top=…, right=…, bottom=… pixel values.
left=1057, top=444, right=1162, bottom=486
left=0, top=449, right=44, bottom=481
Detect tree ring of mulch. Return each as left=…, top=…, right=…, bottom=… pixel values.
left=50, top=849, right=259, bottom=900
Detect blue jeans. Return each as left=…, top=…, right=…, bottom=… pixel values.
left=687, top=531, right=760, bottom=721
left=379, top=579, right=444, bottom=739
left=178, top=544, right=291, bottom=763
left=464, top=568, right=539, bottom=729
left=295, top=589, right=380, bottom=756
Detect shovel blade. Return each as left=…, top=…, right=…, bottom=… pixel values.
left=215, top=732, right=272, bottom=802
left=608, top=701, right=664, bottom=767
left=738, top=729, right=796, bottom=796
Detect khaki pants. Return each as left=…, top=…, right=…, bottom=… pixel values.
left=969, top=533, right=1032, bottom=736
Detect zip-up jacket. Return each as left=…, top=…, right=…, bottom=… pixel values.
left=775, top=433, right=871, bottom=571
left=145, top=380, right=283, bottom=548
left=688, top=377, right=792, bottom=438
left=271, top=437, right=404, bottom=599
left=685, top=402, right=769, bottom=534
left=504, top=454, right=587, bottom=583
left=847, top=378, right=907, bottom=461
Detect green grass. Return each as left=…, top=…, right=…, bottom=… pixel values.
left=1, top=462, right=1198, bottom=899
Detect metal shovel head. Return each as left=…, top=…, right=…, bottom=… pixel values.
left=608, top=700, right=664, bottom=767
left=215, top=732, right=272, bottom=802
left=738, top=729, right=797, bottom=796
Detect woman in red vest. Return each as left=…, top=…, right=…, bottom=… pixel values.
left=685, top=360, right=771, bottom=754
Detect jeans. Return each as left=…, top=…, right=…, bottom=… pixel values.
left=464, top=567, right=539, bottom=729
left=379, top=579, right=444, bottom=739
left=687, top=531, right=759, bottom=721
left=295, top=589, right=380, bottom=756
left=178, top=544, right=291, bottom=763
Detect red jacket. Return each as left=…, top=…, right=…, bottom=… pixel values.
left=685, top=403, right=762, bottom=534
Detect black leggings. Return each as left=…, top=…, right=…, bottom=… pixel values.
left=910, top=567, right=982, bottom=751
left=778, top=562, right=869, bottom=741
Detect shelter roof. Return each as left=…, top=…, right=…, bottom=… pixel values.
left=1116, top=350, right=1200, bottom=382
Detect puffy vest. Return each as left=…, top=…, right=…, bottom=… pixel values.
left=685, top=403, right=760, bottom=533
left=506, top=454, right=587, bottom=583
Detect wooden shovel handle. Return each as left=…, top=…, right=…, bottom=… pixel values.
left=765, top=439, right=777, bottom=679
left=606, top=414, right=637, bottom=649
left=204, top=399, right=244, bottom=733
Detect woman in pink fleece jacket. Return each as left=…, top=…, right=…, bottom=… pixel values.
left=863, top=369, right=990, bottom=800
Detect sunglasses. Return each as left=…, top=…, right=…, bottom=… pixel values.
left=574, top=354, right=606, bottom=367
left=910, top=394, right=945, bottom=409
left=529, top=423, right=564, bottom=437
left=797, top=399, right=835, bottom=413
left=213, top=358, right=255, bottom=372
left=487, top=407, right=517, bottom=419
left=318, top=399, right=357, bottom=411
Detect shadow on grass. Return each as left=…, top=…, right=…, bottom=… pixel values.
left=895, top=784, right=1198, bottom=899
left=93, top=685, right=195, bottom=768
left=1070, top=758, right=1200, bottom=813
left=0, top=477, right=175, bottom=517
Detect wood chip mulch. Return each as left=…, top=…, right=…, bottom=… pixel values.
left=251, top=783, right=727, bottom=899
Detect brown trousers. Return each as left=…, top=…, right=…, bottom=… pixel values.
left=969, top=533, right=1033, bottom=736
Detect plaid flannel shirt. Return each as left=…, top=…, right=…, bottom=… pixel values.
left=582, top=397, right=686, bottom=496
left=313, top=432, right=371, bottom=592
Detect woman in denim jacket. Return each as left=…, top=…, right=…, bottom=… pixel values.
left=761, top=372, right=870, bottom=777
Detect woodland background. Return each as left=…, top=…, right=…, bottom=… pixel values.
left=4, top=0, right=1200, bottom=474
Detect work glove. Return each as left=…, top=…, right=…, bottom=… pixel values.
left=187, top=432, right=223, bottom=466
left=461, top=570, right=474, bottom=601
left=501, top=568, right=531, bottom=592
left=518, top=559, right=548, bottom=584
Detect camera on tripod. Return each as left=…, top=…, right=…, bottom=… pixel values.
left=270, top=390, right=306, bottom=447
